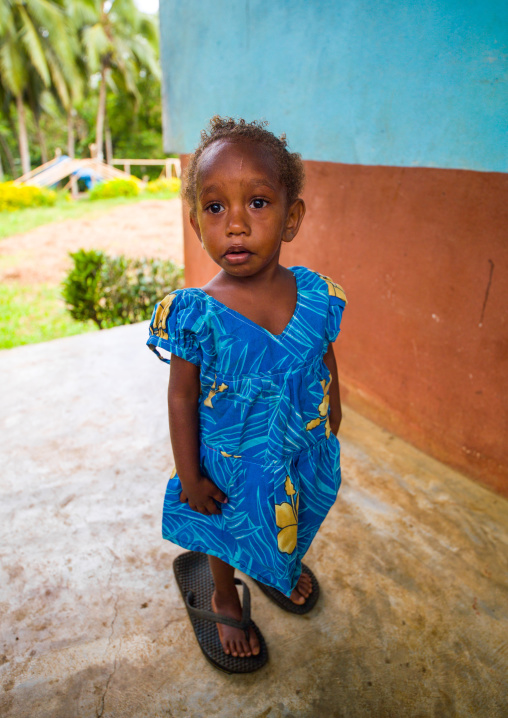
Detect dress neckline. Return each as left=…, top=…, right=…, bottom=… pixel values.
left=198, top=267, right=301, bottom=339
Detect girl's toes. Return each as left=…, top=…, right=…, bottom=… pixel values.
left=251, top=632, right=261, bottom=656
left=242, top=640, right=251, bottom=656
left=299, top=575, right=312, bottom=595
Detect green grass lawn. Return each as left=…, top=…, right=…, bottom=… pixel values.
left=0, top=283, right=97, bottom=350
left=0, top=189, right=180, bottom=241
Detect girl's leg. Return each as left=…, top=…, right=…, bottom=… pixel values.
left=208, top=555, right=260, bottom=658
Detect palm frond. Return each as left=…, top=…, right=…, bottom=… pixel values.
left=0, top=38, right=28, bottom=96
left=83, top=23, right=111, bottom=72
left=46, top=50, right=70, bottom=109
left=18, top=5, right=51, bottom=86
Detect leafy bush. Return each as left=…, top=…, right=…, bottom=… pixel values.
left=145, top=177, right=181, bottom=193
left=62, top=249, right=184, bottom=329
left=0, top=182, right=57, bottom=211
left=89, top=178, right=140, bottom=200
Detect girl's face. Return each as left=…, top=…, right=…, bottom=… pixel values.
left=190, top=139, right=305, bottom=278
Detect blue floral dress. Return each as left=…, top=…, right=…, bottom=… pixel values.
left=147, top=266, right=347, bottom=597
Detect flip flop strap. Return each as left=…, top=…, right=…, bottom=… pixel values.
left=185, top=578, right=252, bottom=640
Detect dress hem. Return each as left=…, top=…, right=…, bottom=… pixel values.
left=163, top=533, right=301, bottom=598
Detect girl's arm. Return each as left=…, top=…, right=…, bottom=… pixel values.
left=168, top=354, right=228, bottom=515
left=323, top=343, right=342, bottom=435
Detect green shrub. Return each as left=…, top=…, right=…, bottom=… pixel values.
left=0, top=182, right=57, bottom=211
left=89, top=178, right=140, bottom=200
left=145, top=177, right=181, bottom=193
left=62, top=249, right=184, bottom=329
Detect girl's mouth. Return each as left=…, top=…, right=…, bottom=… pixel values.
left=223, top=246, right=252, bottom=264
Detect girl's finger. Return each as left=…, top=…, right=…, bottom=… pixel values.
left=212, top=487, right=228, bottom=504
left=179, top=491, right=188, bottom=503
left=206, top=500, right=221, bottom=515
left=198, top=506, right=211, bottom=516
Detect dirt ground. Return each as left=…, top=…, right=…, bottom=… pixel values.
left=0, top=198, right=184, bottom=286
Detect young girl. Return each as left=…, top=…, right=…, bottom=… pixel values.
left=147, top=117, right=347, bottom=674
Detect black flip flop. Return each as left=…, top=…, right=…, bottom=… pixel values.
left=253, top=563, right=320, bottom=615
left=173, top=551, right=268, bottom=674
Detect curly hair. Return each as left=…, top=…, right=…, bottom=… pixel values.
left=182, top=116, right=305, bottom=215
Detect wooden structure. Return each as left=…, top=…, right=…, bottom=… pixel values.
left=111, top=158, right=181, bottom=178
left=14, top=156, right=142, bottom=189
left=13, top=156, right=181, bottom=190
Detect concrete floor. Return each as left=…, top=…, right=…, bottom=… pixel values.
left=0, top=322, right=507, bottom=718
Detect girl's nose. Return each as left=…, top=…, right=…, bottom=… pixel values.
left=226, top=205, right=250, bottom=235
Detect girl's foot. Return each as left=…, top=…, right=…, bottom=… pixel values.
left=289, top=571, right=313, bottom=605
left=211, top=589, right=261, bottom=658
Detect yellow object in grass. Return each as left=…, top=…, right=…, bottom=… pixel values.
left=146, top=177, right=181, bottom=194
left=0, top=182, right=56, bottom=212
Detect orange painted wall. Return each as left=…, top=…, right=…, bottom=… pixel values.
left=180, top=156, right=508, bottom=496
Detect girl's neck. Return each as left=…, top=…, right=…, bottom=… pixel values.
left=202, top=264, right=298, bottom=336
left=218, top=262, right=287, bottom=291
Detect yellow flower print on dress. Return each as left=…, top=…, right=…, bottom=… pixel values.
left=150, top=293, right=177, bottom=340
left=275, top=476, right=299, bottom=554
left=204, top=378, right=229, bottom=408
left=306, top=374, right=333, bottom=438
left=317, top=274, right=347, bottom=304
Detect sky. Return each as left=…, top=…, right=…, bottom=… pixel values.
left=133, top=0, right=159, bottom=14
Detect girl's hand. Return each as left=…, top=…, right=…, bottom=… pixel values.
left=179, top=475, right=228, bottom=516
left=169, top=357, right=227, bottom=515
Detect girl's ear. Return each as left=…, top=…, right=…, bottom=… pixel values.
left=189, top=212, right=202, bottom=242
left=282, top=198, right=306, bottom=244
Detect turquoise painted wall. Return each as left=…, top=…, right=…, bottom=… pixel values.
left=160, top=0, right=507, bottom=172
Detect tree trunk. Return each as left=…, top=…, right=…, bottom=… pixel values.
left=16, top=95, right=30, bottom=176
left=0, top=132, right=16, bottom=177
left=105, top=121, right=113, bottom=166
left=95, top=65, right=107, bottom=162
left=0, top=152, right=4, bottom=182
left=67, top=109, right=75, bottom=158
left=35, top=116, right=48, bottom=165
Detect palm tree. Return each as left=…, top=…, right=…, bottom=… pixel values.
left=0, top=0, right=75, bottom=174
left=64, top=0, right=97, bottom=157
left=0, top=83, right=17, bottom=177
left=80, top=0, right=160, bottom=162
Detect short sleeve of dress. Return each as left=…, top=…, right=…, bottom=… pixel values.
left=317, top=274, right=347, bottom=344
left=146, top=289, right=205, bottom=365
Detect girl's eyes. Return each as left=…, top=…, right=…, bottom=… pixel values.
left=207, top=203, right=224, bottom=214
left=250, top=198, right=268, bottom=209
left=205, top=199, right=268, bottom=213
